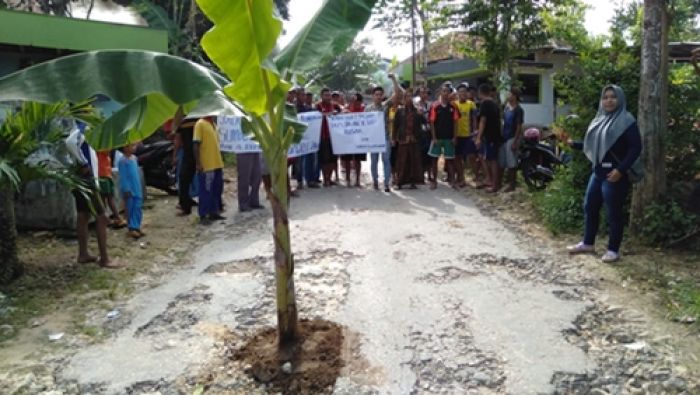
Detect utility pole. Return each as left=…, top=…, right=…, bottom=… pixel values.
left=411, top=0, right=417, bottom=88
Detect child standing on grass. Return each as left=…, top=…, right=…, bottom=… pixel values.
left=96, top=150, right=126, bottom=229
left=118, top=143, right=144, bottom=239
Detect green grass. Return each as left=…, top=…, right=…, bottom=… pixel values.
left=0, top=264, right=132, bottom=342
left=666, top=281, right=700, bottom=326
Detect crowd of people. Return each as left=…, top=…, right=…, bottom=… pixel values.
left=65, top=75, right=641, bottom=266
left=279, top=75, right=526, bottom=195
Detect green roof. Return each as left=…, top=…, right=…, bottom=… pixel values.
left=0, top=9, right=167, bottom=52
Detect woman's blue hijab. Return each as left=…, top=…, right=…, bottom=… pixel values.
left=583, top=85, right=636, bottom=164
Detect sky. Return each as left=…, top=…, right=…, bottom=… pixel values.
left=279, top=0, right=621, bottom=60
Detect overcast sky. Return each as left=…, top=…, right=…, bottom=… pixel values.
left=279, top=0, right=621, bottom=60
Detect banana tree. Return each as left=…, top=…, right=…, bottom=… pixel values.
left=195, top=0, right=378, bottom=343
left=0, top=0, right=378, bottom=342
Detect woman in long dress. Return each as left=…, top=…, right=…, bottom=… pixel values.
left=392, top=89, right=425, bottom=189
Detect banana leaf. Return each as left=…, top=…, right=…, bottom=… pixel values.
left=0, top=50, right=229, bottom=150
left=274, top=0, right=378, bottom=74
left=197, top=0, right=289, bottom=116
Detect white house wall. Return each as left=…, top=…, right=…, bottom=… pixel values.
left=517, top=66, right=555, bottom=127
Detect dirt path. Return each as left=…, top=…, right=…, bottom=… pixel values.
left=2, top=174, right=700, bottom=394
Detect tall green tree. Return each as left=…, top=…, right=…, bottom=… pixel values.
left=541, top=0, right=591, bottom=50
left=309, top=39, right=382, bottom=92
left=373, top=0, right=451, bottom=69
left=611, top=0, right=700, bottom=44
left=448, top=0, right=568, bottom=82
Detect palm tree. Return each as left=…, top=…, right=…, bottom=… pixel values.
left=0, top=101, right=99, bottom=284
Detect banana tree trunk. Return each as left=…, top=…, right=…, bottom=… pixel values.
left=0, top=185, right=21, bottom=285
left=268, top=145, right=298, bottom=345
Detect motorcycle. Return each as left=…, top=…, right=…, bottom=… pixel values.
left=518, top=127, right=570, bottom=190
left=135, top=138, right=178, bottom=196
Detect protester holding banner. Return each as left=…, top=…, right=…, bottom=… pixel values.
left=393, top=88, right=425, bottom=189
left=316, top=88, right=343, bottom=187
left=367, top=74, right=403, bottom=192
left=294, top=87, right=319, bottom=189
left=340, top=93, right=367, bottom=187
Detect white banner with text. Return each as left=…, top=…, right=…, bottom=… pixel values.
left=217, top=112, right=323, bottom=157
left=328, top=111, right=386, bottom=155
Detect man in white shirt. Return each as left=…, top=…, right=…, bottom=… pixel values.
left=65, top=122, right=119, bottom=268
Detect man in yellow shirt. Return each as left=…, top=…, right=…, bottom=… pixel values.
left=454, top=83, right=478, bottom=188
left=193, top=117, right=225, bottom=224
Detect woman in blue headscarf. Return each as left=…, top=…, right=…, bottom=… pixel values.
left=567, top=85, right=642, bottom=262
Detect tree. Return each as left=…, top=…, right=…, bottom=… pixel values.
left=448, top=0, right=567, bottom=84
left=541, top=0, right=590, bottom=50
left=610, top=0, right=700, bottom=44
left=309, top=39, right=382, bottom=92
left=373, top=0, right=450, bottom=69
left=0, top=0, right=379, bottom=344
left=0, top=101, right=99, bottom=284
left=630, top=0, right=670, bottom=234
left=195, top=0, right=378, bottom=344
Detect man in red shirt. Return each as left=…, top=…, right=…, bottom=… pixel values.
left=428, top=83, right=460, bottom=189
left=316, top=88, right=342, bottom=186
left=341, top=93, right=366, bottom=187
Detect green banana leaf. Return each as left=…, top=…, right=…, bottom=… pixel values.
left=197, top=0, right=290, bottom=116
left=0, top=50, right=229, bottom=150
left=274, top=0, right=378, bottom=74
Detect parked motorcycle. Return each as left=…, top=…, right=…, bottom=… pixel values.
left=135, top=139, right=177, bottom=195
left=518, top=127, right=570, bottom=190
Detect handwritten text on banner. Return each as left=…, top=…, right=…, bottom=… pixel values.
left=328, top=112, right=386, bottom=155
left=217, top=112, right=323, bottom=157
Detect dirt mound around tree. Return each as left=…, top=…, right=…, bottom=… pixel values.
left=235, top=318, right=344, bottom=394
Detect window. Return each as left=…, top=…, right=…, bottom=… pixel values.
left=516, top=74, right=541, bottom=104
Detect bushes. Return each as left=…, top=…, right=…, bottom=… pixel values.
left=533, top=152, right=589, bottom=235
left=637, top=199, right=699, bottom=247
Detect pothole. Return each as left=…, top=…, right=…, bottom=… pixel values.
left=416, top=265, right=480, bottom=284
left=204, top=256, right=268, bottom=275
left=554, top=303, right=699, bottom=394
left=406, top=298, right=506, bottom=393
left=135, top=286, right=212, bottom=337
